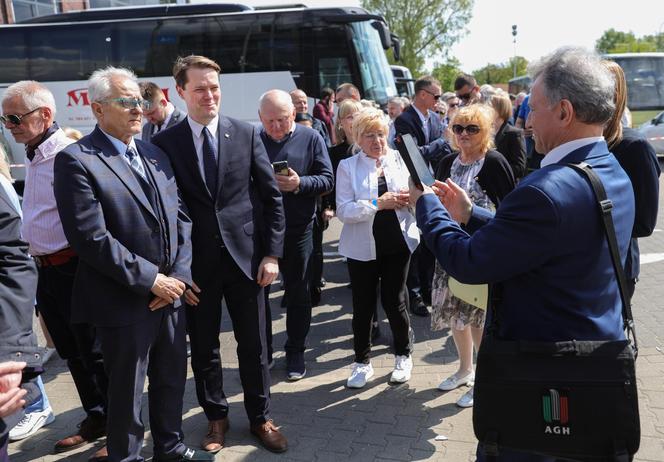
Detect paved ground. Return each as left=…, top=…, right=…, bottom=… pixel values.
left=8, top=171, right=664, bottom=462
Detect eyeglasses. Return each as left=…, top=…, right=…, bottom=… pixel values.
left=101, top=98, right=152, bottom=110
left=457, top=92, right=473, bottom=101
left=422, top=89, right=441, bottom=100
left=452, top=124, right=481, bottom=135
left=0, top=107, right=41, bottom=125
left=448, top=103, right=459, bottom=108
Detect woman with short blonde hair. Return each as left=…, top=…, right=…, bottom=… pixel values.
left=336, top=108, right=419, bottom=389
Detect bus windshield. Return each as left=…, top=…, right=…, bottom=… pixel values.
left=609, top=55, right=664, bottom=110
left=351, top=21, right=396, bottom=105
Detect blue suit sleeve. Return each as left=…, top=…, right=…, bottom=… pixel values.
left=54, top=150, right=159, bottom=295
left=415, top=184, right=560, bottom=284
left=297, top=133, right=334, bottom=196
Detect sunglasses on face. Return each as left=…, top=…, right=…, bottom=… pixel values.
left=0, top=107, right=41, bottom=125
left=457, top=92, right=472, bottom=101
left=422, top=88, right=441, bottom=100
left=452, top=124, right=481, bottom=135
left=448, top=103, right=459, bottom=108
left=102, top=97, right=152, bottom=110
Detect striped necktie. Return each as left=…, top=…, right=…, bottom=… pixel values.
left=125, top=145, right=147, bottom=180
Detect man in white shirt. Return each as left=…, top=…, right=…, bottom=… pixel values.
left=1, top=81, right=109, bottom=459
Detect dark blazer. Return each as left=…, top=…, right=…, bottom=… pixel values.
left=611, top=127, right=661, bottom=278
left=54, top=126, right=193, bottom=327
left=140, top=106, right=186, bottom=142
left=494, top=122, right=527, bottom=179
left=435, top=149, right=516, bottom=208
left=0, top=187, right=41, bottom=442
left=394, top=105, right=452, bottom=167
left=152, top=116, right=285, bottom=282
left=417, top=141, right=635, bottom=342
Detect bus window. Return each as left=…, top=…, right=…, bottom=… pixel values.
left=318, top=57, right=351, bottom=93
left=111, top=20, right=162, bottom=76
left=313, top=23, right=352, bottom=95
left=350, top=21, right=396, bottom=105
left=27, top=24, right=110, bottom=81
left=0, top=29, right=27, bottom=83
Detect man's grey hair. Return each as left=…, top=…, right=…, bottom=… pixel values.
left=258, top=89, right=294, bottom=113
left=2, top=80, right=57, bottom=118
left=88, top=66, right=138, bottom=103
left=388, top=96, right=409, bottom=109
left=528, top=47, right=615, bottom=125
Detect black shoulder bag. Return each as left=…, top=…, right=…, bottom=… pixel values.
left=473, top=162, right=640, bottom=462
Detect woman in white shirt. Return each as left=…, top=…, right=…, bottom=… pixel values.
left=336, top=108, right=420, bottom=389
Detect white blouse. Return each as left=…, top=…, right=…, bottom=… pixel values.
left=336, top=148, right=420, bottom=261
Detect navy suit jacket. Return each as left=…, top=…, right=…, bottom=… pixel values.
left=394, top=105, right=452, bottom=168
left=54, top=126, right=193, bottom=327
left=140, top=106, right=186, bottom=142
left=417, top=141, right=635, bottom=342
left=152, top=116, right=285, bottom=282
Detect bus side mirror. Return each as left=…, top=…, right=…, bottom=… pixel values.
left=371, top=20, right=391, bottom=51
left=391, top=33, right=401, bottom=61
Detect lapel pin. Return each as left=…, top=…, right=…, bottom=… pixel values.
left=149, top=158, right=158, bottom=165
left=224, top=133, right=230, bottom=139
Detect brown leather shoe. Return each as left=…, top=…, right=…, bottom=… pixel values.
left=54, top=415, right=106, bottom=453
left=250, top=420, right=288, bottom=453
left=200, top=418, right=229, bottom=453
left=89, top=445, right=108, bottom=462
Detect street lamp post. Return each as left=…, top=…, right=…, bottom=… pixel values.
left=512, top=25, right=518, bottom=79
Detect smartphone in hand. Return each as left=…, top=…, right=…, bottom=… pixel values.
left=272, top=161, right=289, bottom=176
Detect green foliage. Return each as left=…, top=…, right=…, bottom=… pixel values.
left=472, top=56, right=529, bottom=85
left=431, top=58, right=463, bottom=91
left=362, top=0, right=474, bottom=76
left=595, top=28, right=663, bottom=54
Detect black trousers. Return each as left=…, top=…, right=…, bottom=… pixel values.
left=309, top=211, right=327, bottom=294
left=347, top=251, right=412, bottom=364
left=406, top=241, right=434, bottom=303
left=99, top=306, right=186, bottom=462
left=36, top=258, right=107, bottom=418
left=266, top=225, right=314, bottom=357
left=188, top=247, right=270, bottom=425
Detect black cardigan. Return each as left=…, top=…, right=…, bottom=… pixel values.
left=435, top=149, right=516, bottom=208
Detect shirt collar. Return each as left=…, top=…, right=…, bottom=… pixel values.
left=161, top=103, right=175, bottom=126
left=188, top=114, right=219, bottom=138
left=412, top=105, right=429, bottom=124
left=99, top=127, right=138, bottom=155
left=264, top=121, right=297, bottom=143
left=540, top=136, right=604, bottom=167
left=26, top=122, right=59, bottom=161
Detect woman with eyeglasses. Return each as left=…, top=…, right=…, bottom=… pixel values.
left=431, top=104, right=515, bottom=408
left=336, top=108, right=419, bottom=389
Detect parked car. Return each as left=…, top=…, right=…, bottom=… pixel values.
left=639, top=110, right=664, bottom=157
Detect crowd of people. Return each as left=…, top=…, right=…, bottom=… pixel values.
left=0, top=45, right=660, bottom=462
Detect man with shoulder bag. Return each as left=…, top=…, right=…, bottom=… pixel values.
left=409, top=46, right=641, bottom=461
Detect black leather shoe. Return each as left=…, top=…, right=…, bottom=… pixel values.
left=410, top=296, right=430, bottom=317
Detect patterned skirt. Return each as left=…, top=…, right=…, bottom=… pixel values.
left=430, top=261, right=486, bottom=331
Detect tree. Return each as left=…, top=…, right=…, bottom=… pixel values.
left=362, top=0, right=474, bottom=76
left=595, top=28, right=662, bottom=54
left=431, top=58, right=462, bottom=91
left=472, top=56, right=528, bottom=85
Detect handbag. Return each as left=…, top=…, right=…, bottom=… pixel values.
left=473, top=162, right=640, bottom=462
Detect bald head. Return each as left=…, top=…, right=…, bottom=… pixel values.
left=259, top=89, right=296, bottom=141
left=290, top=89, right=308, bottom=113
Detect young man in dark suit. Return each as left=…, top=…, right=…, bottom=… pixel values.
left=139, top=81, right=186, bottom=141
left=151, top=56, right=287, bottom=455
left=54, top=66, right=211, bottom=462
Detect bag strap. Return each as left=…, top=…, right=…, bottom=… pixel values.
left=566, top=162, right=638, bottom=356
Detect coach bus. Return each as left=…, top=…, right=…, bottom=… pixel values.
left=0, top=3, right=398, bottom=185
left=604, top=52, right=664, bottom=111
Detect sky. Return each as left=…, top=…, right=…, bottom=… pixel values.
left=213, top=0, right=664, bottom=72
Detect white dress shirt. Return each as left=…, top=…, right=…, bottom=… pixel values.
left=540, top=136, right=605, bottom=168
left=22, top=128, right=73, bottom=256
left=153, top=103, right=175, bottom=135
left=187, top=115, right=219, bottom=182
left=412, top=104, right=430, bottom=142
left=336, top=148, right=420, bottom=261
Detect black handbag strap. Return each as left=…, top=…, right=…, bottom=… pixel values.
left=566, top=162, right=638, bottom=355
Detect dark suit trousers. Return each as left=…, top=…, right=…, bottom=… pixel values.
left=266, top=224, right=314, bottom=356
left=406, top=242, right=434, bottom=303
left=99, top=306, right=186, bottom=462
left=36, top=258, right=108, bottom=418
left=187, top=247, right=271, bottom=425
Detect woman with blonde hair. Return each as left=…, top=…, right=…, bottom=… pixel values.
left=336, top=108, right=419, bottom=389
left=431, top=104, right=515, bottom=407
left=602, top=60, right=660, bottom=300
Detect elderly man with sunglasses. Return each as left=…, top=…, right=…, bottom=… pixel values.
left=1, top=81, right=110, bottom=459
left=394, top=75, right=453, bottom=318
left=53, top=66, right=213, bottom=462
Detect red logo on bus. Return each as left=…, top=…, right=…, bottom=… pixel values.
left=67, top=89, right=90, bottom=107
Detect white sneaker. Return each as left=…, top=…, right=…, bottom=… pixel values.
left=437, top=371, right=474, bottom=391
left=9, top=406, right=55, bottom=441
left=456, top=386, right=474, bottom=408
left=390, top=355, right=413, bottom=383
left=347, top=362, right=374, bottom=388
